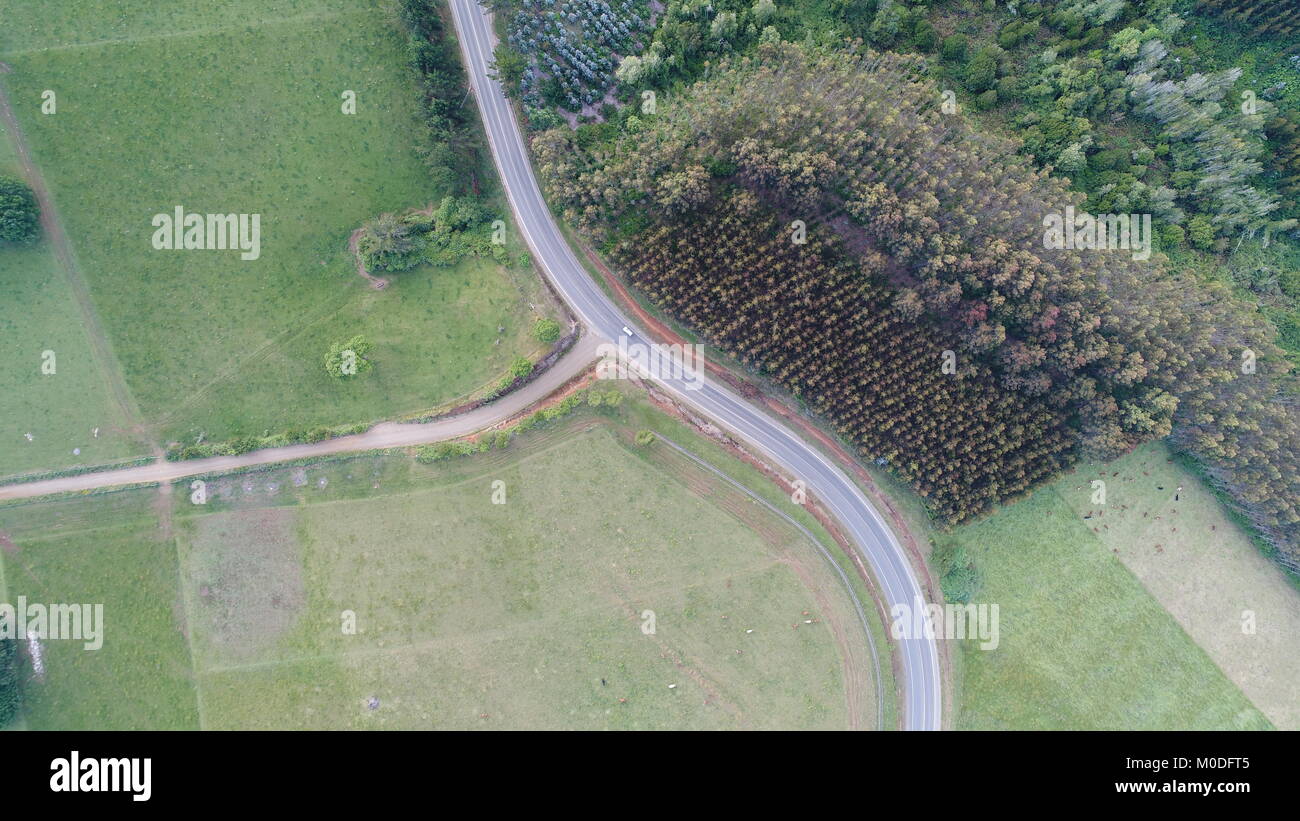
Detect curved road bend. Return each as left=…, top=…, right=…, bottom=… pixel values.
left=449, top=0, right=942, bottom=730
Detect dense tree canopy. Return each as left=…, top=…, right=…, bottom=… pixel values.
left=537, top=40, right=1299, bottom=561
left=0, top=175, right=39, bottom=244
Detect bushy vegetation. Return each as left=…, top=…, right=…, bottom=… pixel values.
left=414, top=387, right=625, bottom=461
left=0, top=175, right=39, bottom=244
left=415, top=438, right=494, bottom=461
left=164, top=421, right=372, bottom=461
left=397, top=0, right=487, bottom=192
left=356, top=196, right=501, bottom=273
left=931, top=539, right=981, bottom=604
left=536, top=40, right=1299, bottom=564
left=0, top=638, right=20, bottom=726
left=324, top=335, right=374, bottom=379
left=534, top=316, right=563, bottom=341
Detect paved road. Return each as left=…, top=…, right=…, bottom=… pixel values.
left=449, top=0, right=942, bottom=731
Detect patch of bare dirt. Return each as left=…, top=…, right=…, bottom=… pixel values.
left=348, top=226, right=388, bottom=289
left=187, top=507, right=305, bottom=667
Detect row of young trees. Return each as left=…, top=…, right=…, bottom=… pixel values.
left=397, top=0, right=486, bottom=194
left=622, top=192, right=1076, bottom=522
left=537, top=40, right=1300, bottom=562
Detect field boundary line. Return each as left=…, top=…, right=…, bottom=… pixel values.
left=170, top=526, right=210, bottom=730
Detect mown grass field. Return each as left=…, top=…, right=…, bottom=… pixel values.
left=946, top=442, right=1278, bottom=730
left=0, top=392, right=883, bottom=729
left=0, top=118, right=147, bottom=476
left=0, top=0, right=552, bottom=469
left=1055, top=443, right=1300, bottom=729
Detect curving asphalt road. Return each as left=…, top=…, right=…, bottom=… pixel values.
left=449, top=0, right=942, bottom=731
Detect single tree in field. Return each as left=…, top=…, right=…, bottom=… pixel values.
left=0, top=175, right=39, bottom=244
left=324, top=335, right=374, bottom=379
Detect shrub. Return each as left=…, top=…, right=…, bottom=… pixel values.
left=940, top=34, right=968, bottom=62
left=509, top=356, right=534, bottom=380
left=868, top=0, right=906, bottom=48
left=1187, top=216, right=1215, bottom=251
left=491, top=44, right=528, bottom=98
left=534, top=317, right=562, bottom=343
left=228, top=436, right=260, bottom=455
left=325, top=335, right=374, bottom=378
left=996, top=75, right=1020, bottom=101
left=1088, top=148, right=1129, bottom=173
left=910, top=19, right=939, bottom=53
left=0, top=175, right=39, bottom=244
left=964, top=47, right=999, bottom=94
left=996, top=19, right=1036, bottom=49
left=414, top=441, right=477, bottom=463
left=933, top=540, right=981, bottom=604
left=1280, top=267, right=1300, bottom=301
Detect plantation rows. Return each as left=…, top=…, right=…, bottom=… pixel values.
left=507, top=0, right=651, bottom=112
left=617, top=195, right=1075, bottom=524
left=541, top=41, right=1299, bottom=561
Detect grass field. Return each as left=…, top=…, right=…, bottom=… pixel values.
left=0, top=391, right=885, bottom=729
left=945, top=443, right=1278, bottom=730
left=0, top=0, right=553, bottom=474
left=0, top=492, right=199, bottom=730
left=0, top=0, right=363, bottom=54
left=1056, top=443, right=1300, bottom=730
left=0, top=118, right=148, bottom=476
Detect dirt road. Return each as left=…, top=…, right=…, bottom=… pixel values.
left=0, top=334, right=603, bottom=502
